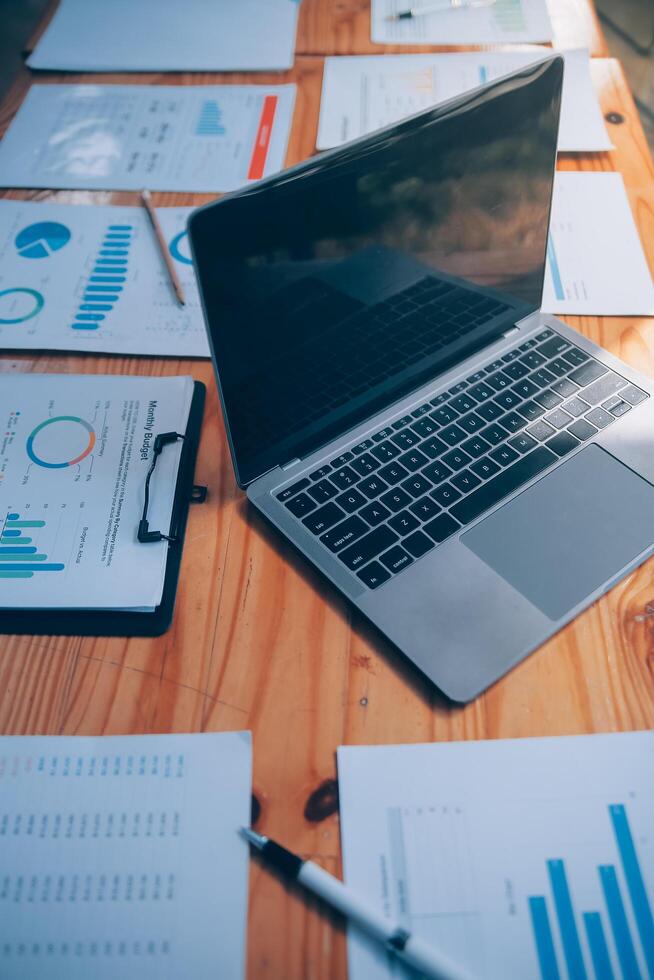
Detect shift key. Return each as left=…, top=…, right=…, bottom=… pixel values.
left=339, top=525, right=399, bottom=570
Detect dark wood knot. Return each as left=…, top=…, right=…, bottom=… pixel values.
left=304, top=778, right=339, bottom=822
left=605, top=111, right=624, bottom=125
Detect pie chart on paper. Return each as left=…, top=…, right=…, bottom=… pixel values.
left=15, top=221, right=71, bottom=259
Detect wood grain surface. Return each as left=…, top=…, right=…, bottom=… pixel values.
left=1, top=3, right=653, bottom=975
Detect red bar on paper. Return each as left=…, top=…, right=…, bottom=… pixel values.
left=247, top=95, right=278, bottom=181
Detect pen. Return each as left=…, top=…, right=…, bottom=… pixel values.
left=241, top=827, right=475, bottom=980
left=141, top=189, right=186, bottom=307
left=388, top=0, right=495, bottom=19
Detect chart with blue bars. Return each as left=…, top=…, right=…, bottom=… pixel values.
left=529, top=803, right=653, bottom=980
left=196, top=100, right=225, bottom=136
left=72, top=224, right=133, bottom=331
left=0, top=512, right=64, bottom=578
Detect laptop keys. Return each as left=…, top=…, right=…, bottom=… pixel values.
left=380, top=488, right=412, bottom=512
left=339, top=525, right=399, bottom=570
left=546, top=431, right=581, bottom=456
left=379, top=546, right=413, bottom=574
left=351, top=453, right=379, bottom=476
left=450, top=446, right=556, bottom=525
left=424, top=513, right=461, bottom=543
left=336, top=488, right=367, bottom=513
left=285, top=493, right=317, bottom=517
left=356, top=560, right=391, bottom=589
left=360, top=501, right=391, bottom=526
left=331, top=466, right=358, bottom=489
left=388, top=511, right=420, bottom=536
left=320, top=515, right=369, bottom=553
left=399, top=448, right=429, bottom=471
left=371, top=440, right=401, bottom=462
left=307, top=479, right=339, bottom=503
left=403, top=531, right=434, bottom=558
left=276, top=477, right=309, bottom=502
left=410, top=496, right=441, bottom=520
left=378, top=461, right=410, bottom=485
left=302, top=501, right=345, bottom=534
left=359, top=475, right=389, bottom=499
left=568, top=360, right=607, bottom=386
left=567, top=419, right=597, bottom=441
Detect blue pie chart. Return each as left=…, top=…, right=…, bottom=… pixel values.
left=15, top=221, right=71, bottom=259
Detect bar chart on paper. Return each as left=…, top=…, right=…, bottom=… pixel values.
left=338, top=733, right=654, bottom=980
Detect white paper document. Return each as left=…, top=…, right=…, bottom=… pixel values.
left=338, top=732, right=654, bottom=980
left=0, top=373, right=195, bottom=610
left=0, top=84, right=296, bottom=192
left=0, top=200, right=209, bottom=357
left=318, top=49, right=611, bottom=153
left=543, top=172, right=654, bottom=315
left=372, top=0, right=553, bottom=44
left=0, top=731, right=252, bottom=979
left=27, top=0, right=299, bottom=72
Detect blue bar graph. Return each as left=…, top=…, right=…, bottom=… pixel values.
left=610, top=804, right=654, bottom=977
left=547, top=235, right=565, bottom=301
left=0, top=546, right=37, bottom=555
left=0, top=563, right=64, bottom=572
left=548, top=860, right=588, bottom=980
left=584, top=912, right=616, bottom=980
left=2, top=528, right=21, bottom=537
left=72, top=224, right=132, bottom=332
left=600, top=865, right=641, bottom=979
left=530, top=896, right=562, bottom=980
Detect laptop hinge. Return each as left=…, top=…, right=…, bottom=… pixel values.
left=281, top=457, right=301, bottom=471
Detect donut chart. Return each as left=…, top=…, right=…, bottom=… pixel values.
left=169, top=230, right=193, bottom=265
left=26, top=416, right=96, bottom=469
left=0, top=288, right=44, bottom=324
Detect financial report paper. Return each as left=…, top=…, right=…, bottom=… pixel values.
left=372, top=0, right=553, bottom=45
left=338, top=732, right=654, bottom=980
left=0, top=200, right=208, bottom=357
left=0, top=84, right=296, bottom=193
left=543, top=172, right=654, bottom=315
left=0, top=731, right=252, bottom=980
left=27, top=0, right=299, bottom=72
left=0, top=374, right=194, bottom=610
left=317, top=49, right=611, bottom=153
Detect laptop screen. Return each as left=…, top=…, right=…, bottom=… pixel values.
left=189, top=57, right=563, bottom=487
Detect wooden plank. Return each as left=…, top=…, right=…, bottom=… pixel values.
left=296, top=0, right=609, bottom=56
left=0, top=40, right=653, bottom=980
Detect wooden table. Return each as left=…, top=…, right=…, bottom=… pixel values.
left=2, top=2, right=654, bottom=977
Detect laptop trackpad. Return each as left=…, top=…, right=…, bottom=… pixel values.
left=462, top=445, right=654, bottom=621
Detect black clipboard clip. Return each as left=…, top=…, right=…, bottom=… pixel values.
left=138, top=431, right=208, bottom=543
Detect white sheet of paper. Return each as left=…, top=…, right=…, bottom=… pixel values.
left=0, top=200, right=208, bottom=357
left=0, top=84, right=295, bottom=192
left=317, top=49, right=611, bottom=153
left=372, top=0, right=553, bottom=44
left=0, top=731, right=252, bottom=979
left=544, top=172, right=654, bottom=315
left=0, top=374, right=194, bottom=610
left=27, top=0, right=299, bottom=72
left=338, top=732, right=654, bottom=980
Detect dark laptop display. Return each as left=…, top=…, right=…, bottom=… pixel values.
left=189, top=58, right=563, bottom=487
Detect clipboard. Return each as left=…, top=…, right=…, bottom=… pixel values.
left=0, top=381, right=206, bottom=638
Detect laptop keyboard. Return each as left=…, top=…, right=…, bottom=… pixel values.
left=275, top=329, right=649, bottom=590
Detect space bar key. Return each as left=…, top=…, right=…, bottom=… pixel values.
left=450, top=447, right=558, bottom=526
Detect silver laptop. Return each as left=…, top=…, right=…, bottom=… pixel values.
left=188, top=58, right=654, bottom=702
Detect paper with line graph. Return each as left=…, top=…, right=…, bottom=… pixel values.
left=542, top=172, right=654, bottom=315
left=317, top=50, right=611, bottom=153
left=0, top=84, right=295, bottom=192
left=0, top=373, right=194, bottom=609
left=0, top=200, right=209, bottom=356
left=372, top=0, right=553, bottom=44
left=338, top=732, right=654, bottom=980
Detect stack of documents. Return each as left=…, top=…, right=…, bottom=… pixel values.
left=372, top=0, right=553, bottom=44
left=0, top=200, right=208, bottom=357
left=0, top=84, right=296, bottom=193
left=27, top=0, right=300, bottom=72
left=0, top=731, right=252, bottom=979
left=0, top=374, right=194, bottom=613
left=543, top=172, right=654, bottom=316
left=338, top=731, right=654, bottom=980
left=317, top=49, right=611, bottom=153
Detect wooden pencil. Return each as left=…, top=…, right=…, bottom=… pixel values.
left=141, top=189, right=186, bottom=307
